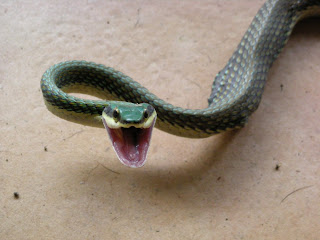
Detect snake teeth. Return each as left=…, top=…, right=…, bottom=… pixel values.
left=102, top=118, right=156, bottom=168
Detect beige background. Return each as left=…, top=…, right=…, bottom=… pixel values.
left=1, top=0, right=320, bottom=239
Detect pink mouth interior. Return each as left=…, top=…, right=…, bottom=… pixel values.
left=103, top=119, right=155, bottom=168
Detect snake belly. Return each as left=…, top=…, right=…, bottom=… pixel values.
left=41, top=0, right=320, bottom=138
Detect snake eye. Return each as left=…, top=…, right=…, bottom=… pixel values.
left=143, top=110, right=149, bottom=119
left=113, top=108, right=120, bottom=120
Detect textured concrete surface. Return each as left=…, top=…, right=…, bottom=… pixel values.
left=1, top=0, right=320, bottom=239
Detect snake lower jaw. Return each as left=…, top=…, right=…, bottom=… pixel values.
left=102, top=118, right=156, bottom=168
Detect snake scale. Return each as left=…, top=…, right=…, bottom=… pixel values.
left=41, top=0, right=320, bottom=139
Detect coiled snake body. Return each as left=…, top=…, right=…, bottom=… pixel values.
left=41, top=0, right=320, bottom=167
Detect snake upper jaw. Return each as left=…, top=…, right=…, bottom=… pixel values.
left=102, top=118, right=156, bottom=168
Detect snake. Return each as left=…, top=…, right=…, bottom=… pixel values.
left=41, top=0, right=320, bottom=168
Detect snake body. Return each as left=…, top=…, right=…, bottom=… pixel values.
left=41, top=0, right=320, bottom=138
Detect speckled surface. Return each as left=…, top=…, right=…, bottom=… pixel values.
left=1, top=0, right=320, bottom=239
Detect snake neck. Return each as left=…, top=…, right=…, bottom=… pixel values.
left=41, top=0, right=320, bottom=138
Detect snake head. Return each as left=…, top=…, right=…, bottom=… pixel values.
left=102, top=102, right=157, bottom=168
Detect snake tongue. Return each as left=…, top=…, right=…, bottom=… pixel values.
left=103, top=119, right=155, bottom=168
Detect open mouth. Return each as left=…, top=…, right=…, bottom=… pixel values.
left=102, top=119, right=156, bottom=168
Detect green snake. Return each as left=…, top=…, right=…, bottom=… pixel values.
left=41, top=0, right=320, bottom=168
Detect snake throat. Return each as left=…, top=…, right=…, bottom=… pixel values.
left=102, top=117, right=156, bottom=168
